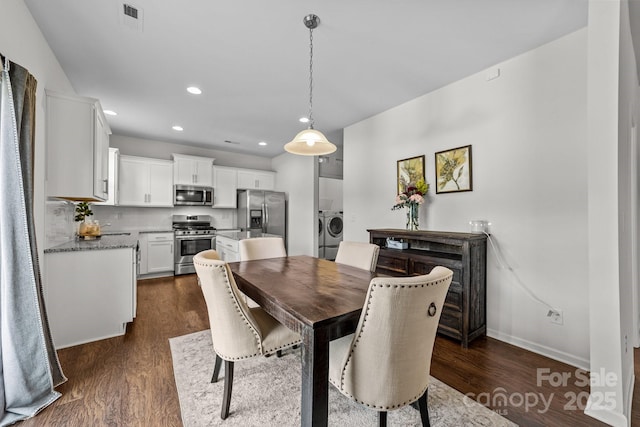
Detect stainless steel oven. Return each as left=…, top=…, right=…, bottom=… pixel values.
left=173, top=215, right=216, bottom=275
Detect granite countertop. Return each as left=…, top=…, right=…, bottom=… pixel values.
left=215, top=231, right=281, bottom=241
left=138, top=229, right=174, bottom=234
left=45, top=235, right=139, bottom=253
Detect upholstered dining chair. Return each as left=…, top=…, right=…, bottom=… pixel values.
left=193, top=250, right=301, bottom=420
left=329, top=266, right=453, bottom=427
left=238, top=237, right=287, bottom=309
left=334, top=241, right=380, bottom=272
left=238, top=236, right=287, bottom=261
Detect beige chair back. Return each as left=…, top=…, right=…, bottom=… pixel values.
left=239, top=237, right=287, bottom=261
left=193, top=251, right=263, bottom=360
left=334, top=241, right=380, bottom=272
left=330, top=266, right=453, bottom=409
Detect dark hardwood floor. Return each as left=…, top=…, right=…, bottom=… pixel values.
left=19, top=274, right=638, bottom=426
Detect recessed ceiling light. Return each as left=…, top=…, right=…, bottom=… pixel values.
left=299, top=117, right=309, bottom=123
left=103, top=110, right=117, bottom=116
left=187, top=86, right=202, bottom=95
left=258, top=141, right=267, bottom=146
left=172, top=125, right=184, bottom=131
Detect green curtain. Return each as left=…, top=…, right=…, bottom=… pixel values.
left=0, top=54, right=66, bottom=426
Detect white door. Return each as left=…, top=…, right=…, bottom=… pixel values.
left=147, top=241, right=174, bottom=273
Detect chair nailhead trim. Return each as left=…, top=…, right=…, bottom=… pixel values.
left=337, top=272, right=451, bottom=408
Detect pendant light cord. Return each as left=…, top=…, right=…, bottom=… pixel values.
left=308, top=27, right=315, bottom=129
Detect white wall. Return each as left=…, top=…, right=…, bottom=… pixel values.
left=585, top=0, right=638, bottom=425
left=344, top=29, right=590, bottom=367
left=272, top=153, right=317, bottom=256
left=1, top=0, right=75, bottom=255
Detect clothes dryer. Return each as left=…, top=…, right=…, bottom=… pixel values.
left=318, top=212, right=325, bottom=259
left=322, top=211, right=343, bottom=260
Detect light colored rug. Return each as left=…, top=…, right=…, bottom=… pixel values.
left=169, top=330, right=517, bottom=427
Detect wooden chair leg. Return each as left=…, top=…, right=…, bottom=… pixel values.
left=378, top=411, right=387, bottom=427
left=417, top=389, right=430, bottom=427
left=221, top=361, right=234, bottom=420
left=211, top=354, right=223, bottom=383
left=276, top=350, right=283, bottom=357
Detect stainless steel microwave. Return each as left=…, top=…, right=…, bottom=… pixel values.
left=174, top=185, right=213, bottom=206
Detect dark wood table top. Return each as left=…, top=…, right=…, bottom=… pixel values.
left=229, top=255, right=377, bottom=331
left=229, top=255, right=378, bottom=427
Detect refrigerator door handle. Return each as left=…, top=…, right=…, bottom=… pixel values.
left=263, top=203, right=268, bottom=233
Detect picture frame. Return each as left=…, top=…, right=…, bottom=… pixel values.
left=435, top=145, right=473, bottom=193
left=396, top=155, right=425, bottom=194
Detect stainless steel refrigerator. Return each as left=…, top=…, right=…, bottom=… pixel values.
left=237, top=190, right=286, bottom=240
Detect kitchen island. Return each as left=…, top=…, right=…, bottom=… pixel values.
left=215, top=231, right=282, bottom=262
left=44, top=235, right=138, bottom=349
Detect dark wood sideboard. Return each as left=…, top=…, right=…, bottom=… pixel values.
left=368, top=229, right=487, bottom=348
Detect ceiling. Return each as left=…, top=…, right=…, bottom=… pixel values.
left=24, top=0, right=588, bottom=158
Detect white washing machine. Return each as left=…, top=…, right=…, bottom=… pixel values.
left=318, top=212, right=325, bottom=259
left=322, top=211, right=343, bottom=260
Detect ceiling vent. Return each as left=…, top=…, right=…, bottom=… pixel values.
left=123, top=4, right=138, bottom=19
left=119, top=3, right=144, bottom=32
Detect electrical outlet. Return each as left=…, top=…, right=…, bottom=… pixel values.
left=547, top=309, right=563, bottom=325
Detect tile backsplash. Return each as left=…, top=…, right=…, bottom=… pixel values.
left=44, top=201, right=237, bottom=249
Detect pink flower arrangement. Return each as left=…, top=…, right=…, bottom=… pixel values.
left=392, top=179, right=429, bottom=211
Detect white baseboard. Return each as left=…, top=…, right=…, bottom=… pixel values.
left=486, top=328, right=589, bottom=370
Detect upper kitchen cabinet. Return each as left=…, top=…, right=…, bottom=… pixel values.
left=46, top=90, right=111, bottom=201
left=94, top=148, right=119, bottom=206
left=172, top=154, right=214, bottom=186
left=237, top=168, right=275, bottom=190
left=118, top=155, right=173, bottom=207
left=212, top=166, right=237, bottom=208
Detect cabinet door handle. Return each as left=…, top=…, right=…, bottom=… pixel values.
left=255, top=179, right=259, bottom=188
left=103, top=179, right=108, bottom=194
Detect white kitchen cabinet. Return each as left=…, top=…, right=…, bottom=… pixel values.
left=118, top=155, right=174, bottom=206
left=237, top=168, right=275, bottom=190
left=46, top=90, right=111, bottom=201
left=216, top=235, right=240, bottom=262
left=146, top=233, right=174, bottom=273
left=44, top=247, right=136, bottom=349
left=212, top=166, right=238, bottom=208
left=95, top=148, right=119, bottom=206
left=172, top=154, right=214, bottom=186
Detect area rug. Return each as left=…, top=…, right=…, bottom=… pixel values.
left=170, top=330, right=517, bottom=427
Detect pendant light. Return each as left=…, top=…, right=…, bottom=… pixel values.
left=284, top=14, right=337, bottom=156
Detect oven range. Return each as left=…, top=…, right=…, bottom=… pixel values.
left=173, top=215, right=216, bottom=275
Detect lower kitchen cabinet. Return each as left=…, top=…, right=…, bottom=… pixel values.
left=44, top=247, right=137, bottom=349
left=216, top=235, right=239, bottom=262
left=368, top=228, right=487, bottom=348
left=139, top=232, right=175, bottom=275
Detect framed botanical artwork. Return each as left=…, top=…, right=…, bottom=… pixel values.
left=397, top=155, right=425, bottom=194
left=435, top=145, right=473, bottom=193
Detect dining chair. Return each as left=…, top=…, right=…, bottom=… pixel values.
left=328, top=266, right=453, bottom=427
left=334, top=241, right=380, bottom=272
left=193, top=250, right=301, bottom=420
left=238, top=237, right=287, bottom=309
left=238, top=236, right=287, bottom=261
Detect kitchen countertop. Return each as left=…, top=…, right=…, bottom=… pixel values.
left=45, top=235, right=139, bottom=253
left=215, top=231, right=281, bottom=241
left=138, top=229, right=174, bottom=234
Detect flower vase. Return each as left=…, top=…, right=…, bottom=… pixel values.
left=406, top=204, right=419, bottom=231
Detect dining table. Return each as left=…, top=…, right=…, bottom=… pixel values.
left=228, top=255, right=377, bottom=427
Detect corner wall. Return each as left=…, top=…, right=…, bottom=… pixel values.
left=344, top=29, right=590, bottom=367
left=1, top=0, right=75, bottom=262
left=272, top=153, right=318, bottom=256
